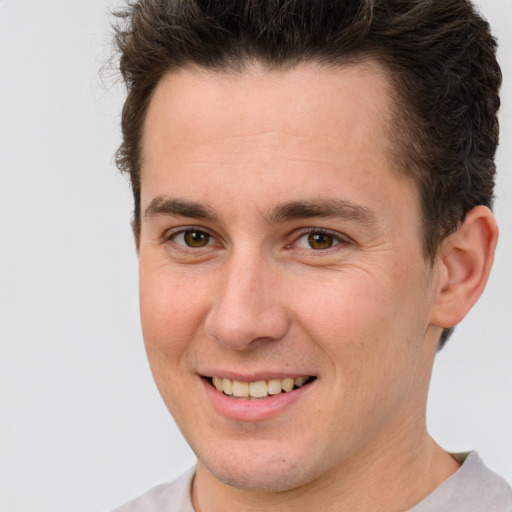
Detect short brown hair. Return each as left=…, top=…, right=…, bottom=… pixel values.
left=112, top=0, right=501, bottom=346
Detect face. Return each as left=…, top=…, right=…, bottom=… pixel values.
left=138, top=63, right=443, bottom=492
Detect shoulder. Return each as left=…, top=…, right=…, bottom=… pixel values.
left=409, top=452, right=512, bottom=512
left=111, top=467, right=196, bottom=512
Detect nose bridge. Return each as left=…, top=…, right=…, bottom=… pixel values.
left=204, top=247, right=289, bottom=349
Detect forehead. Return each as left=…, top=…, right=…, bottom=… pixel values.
left=141, top=61, right=395, bottom=172
left=140, top=62, right=419, bottom=228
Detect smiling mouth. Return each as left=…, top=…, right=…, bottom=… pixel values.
left=206, top=376, right=316, bottom=399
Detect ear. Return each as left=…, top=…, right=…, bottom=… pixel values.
left=430, top=205, right=498, bottom=329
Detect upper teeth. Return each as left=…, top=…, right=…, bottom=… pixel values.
left=211, top=376, right=310, bottom=398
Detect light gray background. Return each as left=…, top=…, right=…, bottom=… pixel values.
left=0, top=1, right=510, bottom=511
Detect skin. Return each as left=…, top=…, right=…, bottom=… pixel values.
left=137, top=62, right=496, bottom=511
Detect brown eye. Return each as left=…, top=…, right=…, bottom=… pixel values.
left=307, top=232, right=335, bottom=250
left=183, top=230, right=211, bottom=247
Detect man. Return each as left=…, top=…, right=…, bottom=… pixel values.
left=112, top=0, right=511, bottom=510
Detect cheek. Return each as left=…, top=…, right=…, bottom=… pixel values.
left=138, top=261, right=210, bottom=355
left=138, top=264, right=213, bottom=420
left=292, top=272, right=389, bottom=341
left=290, top=266, right=428, bottom=370
left=293, top=268, right=430, bottom=432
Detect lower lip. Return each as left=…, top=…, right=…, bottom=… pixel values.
left=202, top=378, right=315, bottom=422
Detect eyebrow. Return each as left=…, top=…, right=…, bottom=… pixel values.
left=143, top=195, right=377, bottom=227
left=144, top=196, right=217, bottom=221
left=266, top=198, right=377, bottom=226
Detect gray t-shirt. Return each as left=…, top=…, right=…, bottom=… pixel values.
left=113, top=452, right=511, bottom=511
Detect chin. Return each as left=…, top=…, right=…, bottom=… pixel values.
left=195, top=441, right=325, bottom=493
left=210, top=463, right=309, bottom=493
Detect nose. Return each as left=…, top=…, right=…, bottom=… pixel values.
left=204, top=251, right=290, bottom=350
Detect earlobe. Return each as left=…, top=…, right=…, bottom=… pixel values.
left=430, top=206, right=498, bottom=329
